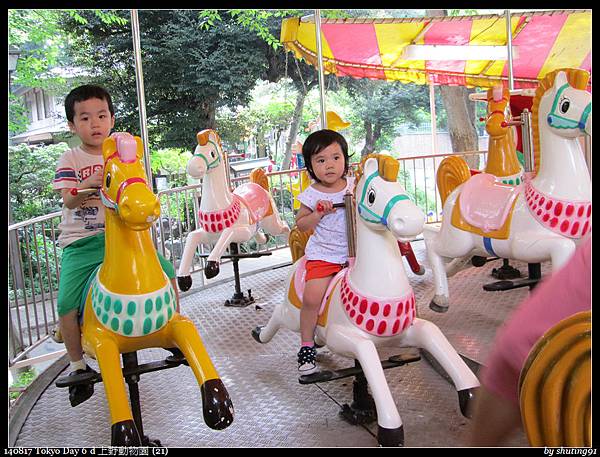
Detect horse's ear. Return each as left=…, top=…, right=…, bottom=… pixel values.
left=364, top=157, right=379, bottom=177
left=134, top=136, right=144, bottom=160
left=554, top=70, right=569, bottom=89
left=103, top=137, right=117, bottom=162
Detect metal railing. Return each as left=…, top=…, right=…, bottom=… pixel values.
left=8, top=149, right=489, bottom=368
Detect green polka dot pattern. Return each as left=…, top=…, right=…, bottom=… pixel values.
left=90, top=272, right=177, bottom=337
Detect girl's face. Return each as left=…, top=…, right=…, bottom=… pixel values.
left=310, top=142, right=346, bottom=186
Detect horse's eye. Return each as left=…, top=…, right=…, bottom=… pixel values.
left=560, top=99, right=570, bottom=114
left=367, top=188, right=376, bottom=205
left=105, top=173, right=111, bottom=188
left=211, top=151, right=216, bottom=158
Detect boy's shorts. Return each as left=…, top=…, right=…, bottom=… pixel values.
left=305, top=259, right=344, bottom=281
left=57, top=233, right=176, bottom=317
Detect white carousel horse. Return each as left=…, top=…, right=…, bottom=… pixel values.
left=252, top=154, right=480, bottom=447
left=177, top=129, right=290, bottom=289
left=424, top=68, right=591, bottom=312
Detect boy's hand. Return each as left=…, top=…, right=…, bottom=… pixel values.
left=81, top=169, right=103, bottom=190
left=316, top=200, right=336, bottom=216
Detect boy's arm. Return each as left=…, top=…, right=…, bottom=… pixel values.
left=58, top=169, right=104, bottom=209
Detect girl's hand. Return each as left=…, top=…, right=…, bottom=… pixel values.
left=316, top=200, right=336, bottom=215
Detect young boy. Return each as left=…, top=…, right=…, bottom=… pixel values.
left=52, top=85, right=179, bottom=406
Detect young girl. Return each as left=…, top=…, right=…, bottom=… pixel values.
left=295, top=129, right=354, bottom=374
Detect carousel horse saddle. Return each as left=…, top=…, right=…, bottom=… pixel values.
left=288, top=256, right=345, bottom=325
left=457, top=173, right=521, bottom=234
left=234, top=183, right=273, bottom=222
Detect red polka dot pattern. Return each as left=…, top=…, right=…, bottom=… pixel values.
left=525, top=182, right=591, bottom=239
left=199, top=196, right=241, bottom=233
left=341, top=272, right=415, bottom=337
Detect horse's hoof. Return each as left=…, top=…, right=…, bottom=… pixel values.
left=177, top=275, right=192, bottom=292
left=471, top=256, right=487, bottom=267
left=111, top=419, right=142, bottom=446
left=204, top=261, right=220, bottom=279
left=251, top=326, right=264, bottom=343
left=458, top=387, right=479, bottom=418
left=429, top=297, right=449, bottom=313
left=377, top=425, right=404, bottom=447
left=415, top=265, right=426, bottom=276
left=201, top=378, right=234, bottom=430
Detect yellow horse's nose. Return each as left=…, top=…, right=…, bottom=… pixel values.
left=119, top=184, right=160, bottom=229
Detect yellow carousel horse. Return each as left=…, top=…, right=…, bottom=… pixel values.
left=81, top=132, right=233, bottom=445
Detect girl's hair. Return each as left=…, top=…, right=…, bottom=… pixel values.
left=302, top=129, right=350, bottom=182
left=65, top=84, right=114, bottom=123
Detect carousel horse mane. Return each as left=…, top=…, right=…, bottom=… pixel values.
left=519, top=310, right=591, bottom=446
left=196, top=129, right=224, bottom=155
left=354, top=153, right=399, bottom=193
left=531, top=68, right=590, bottom=177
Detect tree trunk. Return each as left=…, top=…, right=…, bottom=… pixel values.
left=197, top=97, right=217, bottom=130
left=282, top=83, right=316, bottom=170
left=360, top=122, right=382, bottom=157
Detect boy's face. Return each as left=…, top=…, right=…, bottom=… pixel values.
left=68, top=97, right=115, bottom=151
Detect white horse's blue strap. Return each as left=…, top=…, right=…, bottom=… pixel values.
left=194, top=139, right=221, bottom=169
left=357, top=171, right=409, bottom=226
left=547, top=83, right=592, bottom=131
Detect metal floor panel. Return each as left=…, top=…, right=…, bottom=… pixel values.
left=15, top=241, right=544, bottom=447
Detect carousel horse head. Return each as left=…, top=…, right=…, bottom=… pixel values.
left=354, top=154, right=425, bottom=241
left=101, top=132, right=160, bottom=230
left=485, top=85, right=513, bottom=138
left=539, top=69, right=591, bottom=139
left=187, top=129, right=224, bottom=179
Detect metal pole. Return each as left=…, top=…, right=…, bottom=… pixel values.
left=130, top=10, right=157, bottom=245
left=130, top=10, right=152, bottom=182
left=429, top=76, right=438, bottom=154
left=505, top=10, right=514, bottom=91
left=315, top=9, right=327, bottom=129
left=521, top=109, right=534, bottom=172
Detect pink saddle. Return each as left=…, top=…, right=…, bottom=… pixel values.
left=294, top=256, right=346, bottom=315
left=234, top=182, right=271, bottom=223
left=459, top=173, right=521, bottom=232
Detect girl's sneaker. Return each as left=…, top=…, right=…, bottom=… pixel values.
left=297, top=345, right=317, bottom=375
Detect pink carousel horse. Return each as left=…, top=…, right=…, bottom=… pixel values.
left=424, top=68, right=591, bottom=312
left=177, top=129, right=290, bottom=290
left=253, top=154, right=480, bottom=447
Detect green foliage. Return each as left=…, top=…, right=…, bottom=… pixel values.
left=398, top=170, right=437, bottom=216
left=150, top=148, right=191, bottom=175
left=9, top=142, right=68, bottom=223
left=10, top=227, right=62, bottom=302
left=9, top=369, right=37, bottom=401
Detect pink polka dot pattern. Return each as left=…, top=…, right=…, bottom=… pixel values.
left=524, top=182, right=591, bottom=239
left=199, top=196, right=241, bottom=233
left=340, top=272, right=415, bottom=337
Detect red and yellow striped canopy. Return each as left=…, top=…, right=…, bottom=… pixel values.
left=281, top=10, right=591, bottom=89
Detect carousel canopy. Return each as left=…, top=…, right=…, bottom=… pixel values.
left=280, top=10, right=591, bottom=89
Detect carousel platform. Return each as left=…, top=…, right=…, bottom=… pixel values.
left=11, top=240, right=542, bottom=447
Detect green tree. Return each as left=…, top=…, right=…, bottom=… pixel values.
left=8, top=9, right=126, bottom=136
left=337, top=79, right=431, bottom=157
left=9, top=143, right=69, bottom=222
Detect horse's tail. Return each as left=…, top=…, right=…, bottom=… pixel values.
left=436, top=156, right=472, bottom=207
left=250, top=167, right=269, bottom=191
left=288, top=226, right=312, bottom=263
left=519, top=311, right=591, bottom=446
